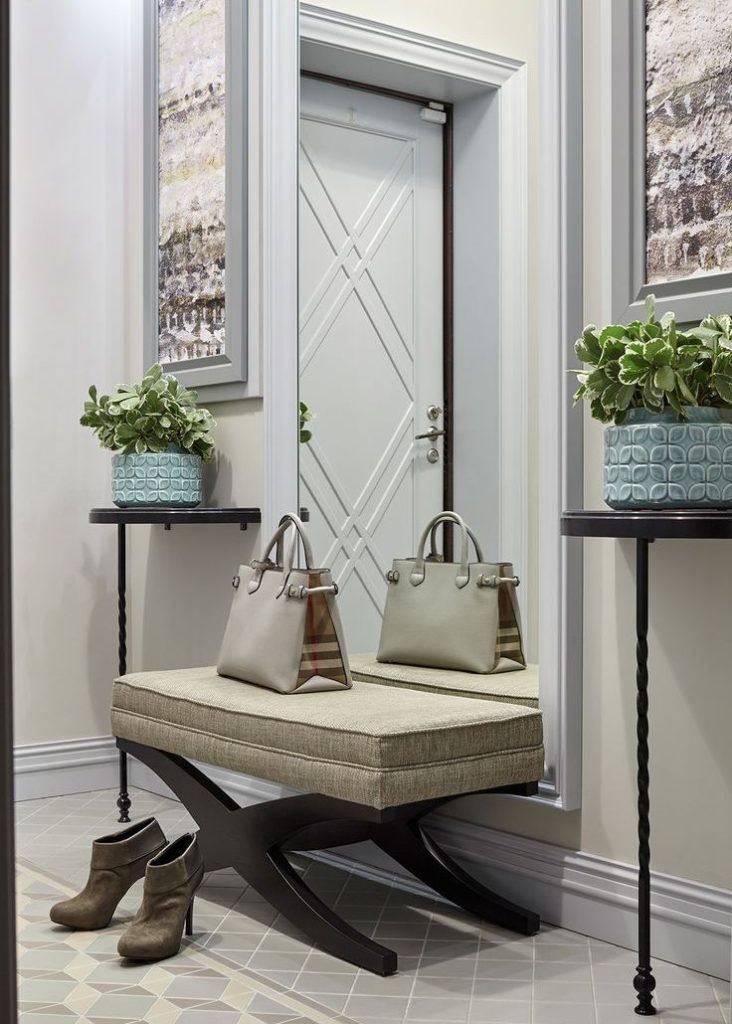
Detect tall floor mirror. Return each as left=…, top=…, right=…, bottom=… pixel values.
left=294, top=3, right=583, bottom=809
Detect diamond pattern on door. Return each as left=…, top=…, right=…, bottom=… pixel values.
left=299, top=83, right=442, bottom=653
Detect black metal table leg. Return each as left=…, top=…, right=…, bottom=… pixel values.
left=116, top=523, right=131, bottom=823
left=634, top=538, right=656, bottom=1015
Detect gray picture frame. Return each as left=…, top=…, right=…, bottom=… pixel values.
left=144, top=0, right=248, bottom=402
left=606, top=0, right=732, bottom=324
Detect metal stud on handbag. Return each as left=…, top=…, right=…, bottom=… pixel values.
left=217, top=514, right=352, bottom=693
left=376, top=511, right=525, bottom=674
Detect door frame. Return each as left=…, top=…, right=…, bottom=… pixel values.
left=299, top=69, right=455, bottom=554
left=267, top=2, right=584, bottom=811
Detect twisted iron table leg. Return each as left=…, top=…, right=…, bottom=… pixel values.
left=116, top=524, right=131, bottom=823
left=634, top=538, right=656, bottom=1015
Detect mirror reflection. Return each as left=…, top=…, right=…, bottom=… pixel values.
left=297, top=62, right=538, bottom=700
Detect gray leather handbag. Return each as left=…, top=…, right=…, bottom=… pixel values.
left=376, top=511, right=525, bottom=674
left=217, top=513, right=352, bottom=693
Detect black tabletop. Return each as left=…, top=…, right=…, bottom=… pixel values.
left=562, top=509, right=732, bottom=539
left=89, top=507, right=262, bottom=526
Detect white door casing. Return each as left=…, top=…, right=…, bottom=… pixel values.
left=299, top=77, right=444, bottom=653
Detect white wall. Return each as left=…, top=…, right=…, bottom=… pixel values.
left=11, top=0, right=131, bottom=744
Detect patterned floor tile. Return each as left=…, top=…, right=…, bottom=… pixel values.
left=14, top=788, right=728, bottom=1024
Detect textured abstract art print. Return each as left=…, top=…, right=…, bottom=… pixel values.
left=646, top=0, right=732, bottom=285
left=158, top=0, right=226, bottom=364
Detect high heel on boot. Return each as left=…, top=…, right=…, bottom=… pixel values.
left=117, top=832, right=204, bottom=961
left=49, top=817, right=167, bottom=930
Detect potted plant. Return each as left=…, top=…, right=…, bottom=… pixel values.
left=573, top=297, right=732, bottom=509
left=299, top=400, right=314, bottom=444
left=81, top=364, right=216, bottom=508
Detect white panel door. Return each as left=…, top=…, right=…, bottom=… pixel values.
left=299, top=76, right=444, bottom=653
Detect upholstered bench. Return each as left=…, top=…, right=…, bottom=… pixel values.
left=111, top=666, right=544, bottom=975
left=349, top=654, right=540, bottom=708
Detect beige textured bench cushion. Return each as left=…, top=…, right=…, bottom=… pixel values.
left=112, top=667, right=544, bottom=810
left=350, top=655, right=540, bottom=708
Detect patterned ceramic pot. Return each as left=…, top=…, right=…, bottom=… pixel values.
left=604, top=407, right=732, bottom=510
left=111, top=449, right=202, bottom=509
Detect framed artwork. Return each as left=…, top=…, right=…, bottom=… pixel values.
left=144, top=0, right=248, bottom=400
left=604, top=0, right=732, bottom=323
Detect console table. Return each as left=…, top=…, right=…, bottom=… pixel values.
left=89, top=507, right=262, bottom=823
left=561, top=509, right=732, bottom=1017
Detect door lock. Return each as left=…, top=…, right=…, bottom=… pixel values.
left=426, top=404, right=443, bottom=421
left=426, top=448, right=440, bottom=463
left=415, top=426, right=446, bottom=440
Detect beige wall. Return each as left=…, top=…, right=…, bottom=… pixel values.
left=11, top=0, right=132, bottom=744
left=10, top=0, right=264, bottom=742
left=577, top=0, right=731, bottom=890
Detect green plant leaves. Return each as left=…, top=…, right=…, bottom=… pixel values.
left=571, top=294, right=732, bottom=424
left=299, top=400, right=315, bottom=444
left=714, top=375, right=732, bottom=404
left=675, top=373, right=696, bottom=403
left=575, top=327, right=601, bottom=363
left=618, top=354, right=647, bottom=384
left=643, top=338, right=673, bottom=365
left=80, top=363, right=217, bottom=461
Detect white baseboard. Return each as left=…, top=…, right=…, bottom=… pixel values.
left=425, top=816, right=731, bottom=982
left=14, top=736, right=120, bottom=801
left=15, top=738, right=732, bottom=980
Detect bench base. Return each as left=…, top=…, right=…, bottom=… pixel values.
left=118, top=738, right=540, bottom=975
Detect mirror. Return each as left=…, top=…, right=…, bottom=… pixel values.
left=297, top=22, right=539, bottom=682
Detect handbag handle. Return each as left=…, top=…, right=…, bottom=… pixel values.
left=410, top=511, right=472, bottom=589
left=428, top=519, right=484, bottom=563
left=277, top=514, right=315, bottom=576
left=249, top=514, right=315, bottom=594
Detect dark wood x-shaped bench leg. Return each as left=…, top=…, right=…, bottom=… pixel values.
left=119, top=738, right=539, bottom=975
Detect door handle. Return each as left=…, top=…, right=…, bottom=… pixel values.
left=415, top=426, right=446, bottom=440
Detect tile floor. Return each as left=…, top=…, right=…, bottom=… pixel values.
left=17, top=857, right=353, bottom=1024
left=15, top=787, right=730, bottom=1024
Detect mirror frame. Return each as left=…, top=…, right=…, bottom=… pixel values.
left=265, top=0, right=584, bottom=810
left=1, top=0, right=17, bottom=1012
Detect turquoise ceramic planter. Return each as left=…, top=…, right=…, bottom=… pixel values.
left=604, top=407, right=732, bottom=510
left=111, top=449, right=202, bottom=509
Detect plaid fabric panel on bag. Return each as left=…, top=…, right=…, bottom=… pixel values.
left=496, top=584, right=525, bottom=665
left=297, top=575, right=348, bottom=687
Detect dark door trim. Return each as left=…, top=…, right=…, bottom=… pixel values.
left=300, top=71, right=455, bottom=555
left=0, top=0, right=18, bottom=1017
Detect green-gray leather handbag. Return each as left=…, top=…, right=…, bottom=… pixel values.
left=376, top=511, right=525, bottom=674
left=217, top=514, right=352, bottom=693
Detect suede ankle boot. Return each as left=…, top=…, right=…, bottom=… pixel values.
left=117, top=832, right=204, bottom=961
left=49, top=817, right=167, bottom=930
